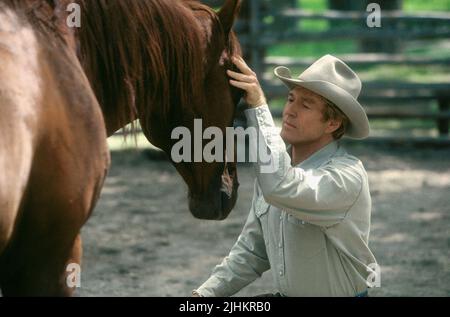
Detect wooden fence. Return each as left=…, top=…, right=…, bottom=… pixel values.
left=202, top=0, right=450, bottom=144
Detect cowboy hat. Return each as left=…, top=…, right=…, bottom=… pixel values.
left=274, top=54, right=370, bottom=139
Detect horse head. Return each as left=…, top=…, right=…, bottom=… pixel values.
left=76, top=0, right=244, bottom=220
left=169, top=0, right=244, bottom=220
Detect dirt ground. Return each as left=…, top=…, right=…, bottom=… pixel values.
left=77, top=143, right=450, bottom=297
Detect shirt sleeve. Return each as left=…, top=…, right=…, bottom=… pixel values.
left=244, top=105, right=363, bottom=227
left=194, top=180, right=270, bottom=297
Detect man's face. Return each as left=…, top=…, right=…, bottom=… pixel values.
left=280, top=87, right=332, bottom=145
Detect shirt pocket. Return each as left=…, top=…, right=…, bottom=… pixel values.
left=285, top=213, right=326, bottom=260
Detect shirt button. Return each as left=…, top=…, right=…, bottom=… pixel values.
left=279, top=271, right=283, bottom=276
left=278, top=242, right=282, bottom=248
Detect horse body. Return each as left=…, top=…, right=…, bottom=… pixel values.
left=0, top=0, right=242, bottom=296
left=0, top=2, right=109, bottom=295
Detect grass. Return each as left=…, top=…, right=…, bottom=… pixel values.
left=298, top=0, right=450, bottom=12
left=403, top=0, right=450, bottom=11
left=267, top=40, right=450, bottom=60
left=370, top=119, right=437, bottom=130
left=267, top=40, right=357, bottom=58
left=297, top=0, right=327, bottom=12
left=357, top=65, right=450, bottom=82
left=299, top=19, right=329, bottom=32
left=404, top=40, right=450, bottom=59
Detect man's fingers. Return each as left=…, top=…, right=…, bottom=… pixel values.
left=227, top=70, right=256, bottom=83
left=232, top=57, right=254, bottom=76
left=229, top=79, right=252, bottom=90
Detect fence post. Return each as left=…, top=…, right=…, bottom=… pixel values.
left=437, top=98, right=449, bottom=136
left=249, top=0, right=263, bottom=78
left=271, top=0, right=298, bottom=34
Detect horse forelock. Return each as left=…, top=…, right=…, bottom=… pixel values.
left=76, top=0, right=219, bottom=136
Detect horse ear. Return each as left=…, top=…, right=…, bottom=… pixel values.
left=218, top=0, right=242, bottom=36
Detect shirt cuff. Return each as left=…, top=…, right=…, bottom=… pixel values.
left=244, top=104, right=276, bottom=130
left=194, top=276, right=235, bottom=297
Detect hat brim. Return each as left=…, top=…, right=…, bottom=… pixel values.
left=274, top=66, right=370, bottom=140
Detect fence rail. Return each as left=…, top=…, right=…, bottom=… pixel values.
left=265, top=55, right=450, bottom=67
left=277, top=9, right=450, bottom=22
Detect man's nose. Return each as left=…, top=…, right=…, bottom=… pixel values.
left=284, top=103, right=296, bottom=118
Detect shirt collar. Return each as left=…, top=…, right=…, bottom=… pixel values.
left=287, top=141, right=340, bottom=169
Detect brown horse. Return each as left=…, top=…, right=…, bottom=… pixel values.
left=0, top=0, right=242, bottom=296
left=77, top=0, right=243, bottom=220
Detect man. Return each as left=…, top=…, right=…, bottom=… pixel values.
left=193, top=55, right=378, bottom=297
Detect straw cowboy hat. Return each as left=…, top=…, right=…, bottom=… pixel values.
left=274, top=54, right=370, bottom=139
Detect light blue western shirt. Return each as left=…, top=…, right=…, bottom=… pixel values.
left=195, top=105, right=377, bottom=297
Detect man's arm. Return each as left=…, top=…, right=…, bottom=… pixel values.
left=194, top=180, right=270, bottom=297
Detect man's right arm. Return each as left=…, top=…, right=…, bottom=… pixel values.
left=194, top=180, right=271, bottom=297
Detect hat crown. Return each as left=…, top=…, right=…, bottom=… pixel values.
left=298, top=55, right=361, bottom=99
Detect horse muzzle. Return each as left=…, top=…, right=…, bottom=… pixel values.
left=188, top=161, right=239, bottom=220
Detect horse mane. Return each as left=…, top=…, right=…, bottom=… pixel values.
left=76, top=0, right=232, bottom=133
left=3, top=0, right=239, bottom=134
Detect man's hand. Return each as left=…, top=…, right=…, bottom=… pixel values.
left=227, top=56, right=267, bottom=108
left=191, top=290, right=202, bottom=297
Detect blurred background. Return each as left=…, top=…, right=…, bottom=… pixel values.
left=216, top=0, right=450, bottom=142
left=79, top=0, right=450, bottom=297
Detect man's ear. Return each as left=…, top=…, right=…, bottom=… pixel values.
left=326, top=118, right=342, bottom=134
left=218, top=0, right=242, bottom=38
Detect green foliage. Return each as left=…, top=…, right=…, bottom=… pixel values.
left=267, top=40, right=357, bottom=57
left=403, top=0, right=450, bottom=11
left=358, top=65, right=450, bottom=83
left=298, top=0, right=450, bottom=12
left=298, top=0, right=327, bottom=12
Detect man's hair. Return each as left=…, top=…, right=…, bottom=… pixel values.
left=321, top=99, right=350, bottom=140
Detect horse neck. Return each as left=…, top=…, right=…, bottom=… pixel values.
left=75, top=0, right=207, bottom=137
